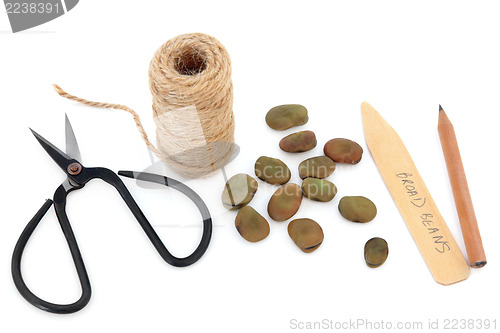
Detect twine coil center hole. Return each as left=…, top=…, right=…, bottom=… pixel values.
left=174, top=47, right=207, bottom=75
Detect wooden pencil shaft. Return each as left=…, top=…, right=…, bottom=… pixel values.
left=361, top=102, right=469, bottom=285
left=438, top=110, right=486, bottom=268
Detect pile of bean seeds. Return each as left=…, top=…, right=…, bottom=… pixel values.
left=221, top=104, right=388, bottom=268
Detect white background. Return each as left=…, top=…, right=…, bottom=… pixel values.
left=1, top=1, right=499, bottom=332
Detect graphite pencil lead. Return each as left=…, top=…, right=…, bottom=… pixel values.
left=439, top=104, right=444, bottom=112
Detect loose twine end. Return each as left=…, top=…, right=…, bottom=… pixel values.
left=52, top=84, right=161, bottom=157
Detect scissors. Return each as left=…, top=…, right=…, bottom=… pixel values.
left=12, top=114, right=212, bottom=314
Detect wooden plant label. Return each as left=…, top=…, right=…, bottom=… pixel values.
left=361, top=102, right=470, bottom=285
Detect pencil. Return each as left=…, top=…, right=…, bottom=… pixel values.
left=438, top=105, right=486, bottom=268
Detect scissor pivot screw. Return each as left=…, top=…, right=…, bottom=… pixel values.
left=68, top=162, right=82, bottom=175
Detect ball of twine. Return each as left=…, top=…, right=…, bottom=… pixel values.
left=150, top=33, right=235, bottom=177
left=54, top=33, right=235, bottom=178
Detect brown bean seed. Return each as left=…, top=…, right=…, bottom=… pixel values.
left=364, top=237, right=389, bottom=268
left=267, top=183, right=303, bottom=221
left=288, top=218, right=324, bottom=253
left=254, top=156, right=291, bottom=185
left=302, top=178, right=337, bottom=202
left=265, top=104, right=309, bottom=131
left=324, top=138, right=363, bottom=164
left=298, top=156, right=336, bottom=179
left=279, top=131, right=317, bottom=153
left=338, top=196, right=377, bottom=223
left=221, top=173, right=258, bottom=210
left=235, top=206, right=270, bottom=242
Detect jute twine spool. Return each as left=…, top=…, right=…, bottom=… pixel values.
left=54, top=33, right=235, bottom=177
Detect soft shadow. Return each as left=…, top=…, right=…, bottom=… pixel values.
left=0, top=30, right=56, bottom=34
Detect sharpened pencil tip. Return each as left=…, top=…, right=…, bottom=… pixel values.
left=439, top=104, right=443, bottom=112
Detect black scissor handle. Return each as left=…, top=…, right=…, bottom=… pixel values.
left=11, top=185, right=92, bottom=314
left=84, top=168, right=212, bottom=267
left=117, top=170, right=212, bottom=266
left=12, top=168, right=212, bottom=314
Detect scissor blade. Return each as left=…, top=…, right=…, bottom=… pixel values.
left=30, top=128, right=76, bottom=173
left=65, top=114, right=82, bottom=162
